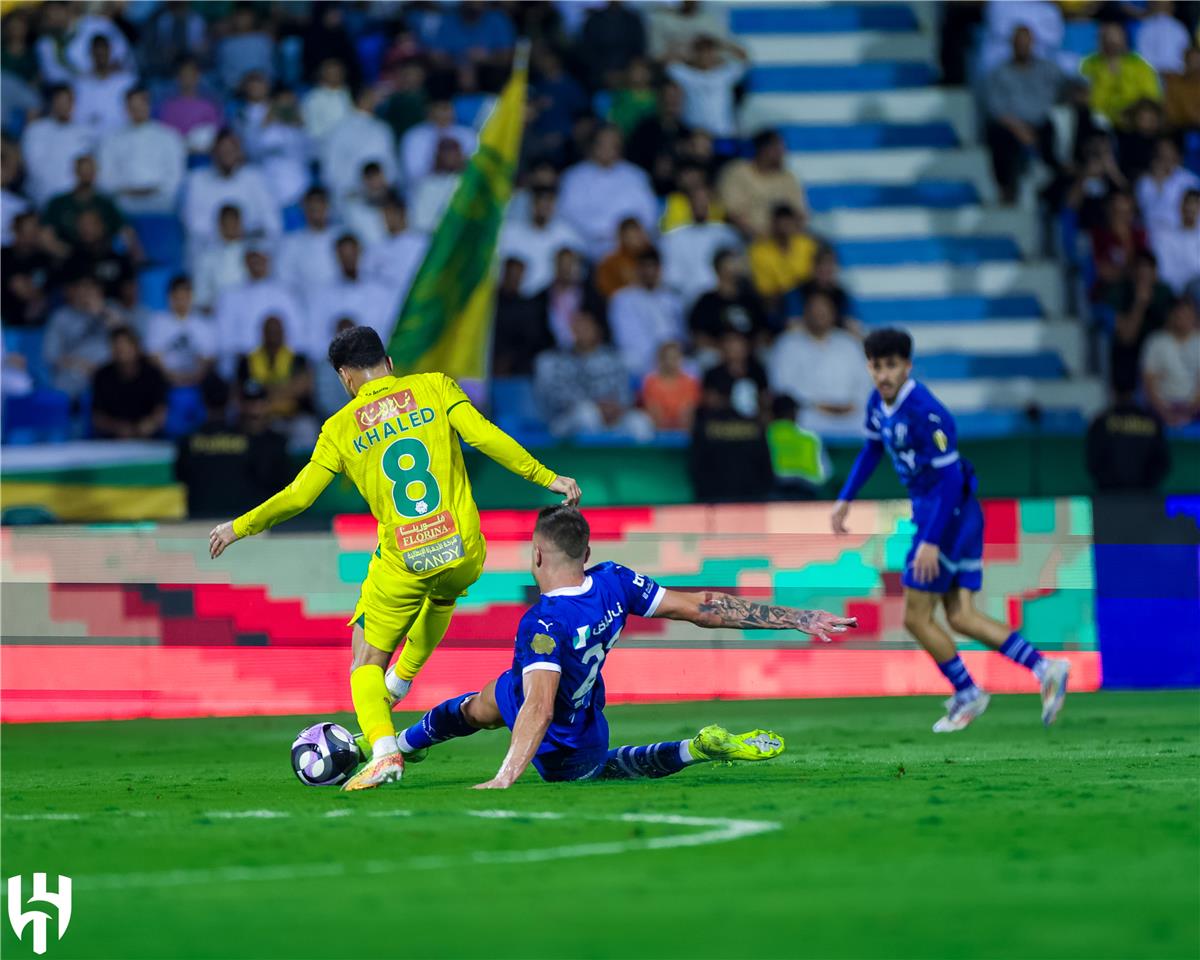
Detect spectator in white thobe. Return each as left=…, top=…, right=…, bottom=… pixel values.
left=308, top=234, right=399, bottom=353
left=20, top=85, right=93, bottom=206
left=1136, top=138, right=1200, bottom=236
left=499, top=187, right=586, bottom=296
left=399, top=99, right=476, bottom=187
left=320, top=86, right=399, bottom=205
left=607, top=249, right=686, bottom=378
left=1135, top=1, right=1190, bottom=75
left=71, top=35, right=137, bottom=142
left=183, top=130, right=282, bottom=243
left=410, top=137, right=464, bottom=233
left=215, top=248, right=308, bottom=375
left=1152, top=188, right=1200, bottom=295
left=362, top=193, right=428, bottom=306
left=193, top=205, right=249, bottom=312
left=276, top=186, right=340, bottom=295
left=145, top=275, right=218, bottom=387
left=660, top=184, right=740, bottom=308
left=664, top=35, right=748, bottom=139
left=98, top=86, right=185, bottom=214
left=301, top=58, right=353, bottom=143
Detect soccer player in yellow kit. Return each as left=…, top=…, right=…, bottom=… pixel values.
left=208, top=327, right=580, bottom=791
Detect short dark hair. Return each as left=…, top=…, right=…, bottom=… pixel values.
left=751, top=128, right=782, bottom=153
left=304, top=185, right=329, bottom=202
left=108, top=324, right=138, bottom=346
left=327, top=325, right=386, bottom=370
left=168, top=273, right=191, bottom=292
left=863, top=327, right=913, bottom=361
left=712, top=246, right=738, bottom=272
left=637, top=247, right=661, bottom=266
left=125, top=85, right=149, bottom=102
left=534, top=506, right=590, bottom=560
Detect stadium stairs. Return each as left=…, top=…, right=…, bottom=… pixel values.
left=734, top=1, right=1104, bottom=437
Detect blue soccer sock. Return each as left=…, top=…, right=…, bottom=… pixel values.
left=936, top=655, right=979, bottom=699
left=396, top=692, right=480, bottom=753
left=999, top=631, right=1046, bottom=678
left=599, top=741, right=695, bottom=780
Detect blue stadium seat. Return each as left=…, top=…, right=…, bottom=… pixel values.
left=490, top=377, right=553, bottom=445
left=914, top=351, right=1067, bottom=380
left=129, top=214, right=185, bottom=270
left=834, top=236, right=1021, bottom=267
left=282, top=203, right=307, bottom=232
left=781, top=122, right=958, bottom=152
left=1062, top=22, right=1100, bottom=58
left=730, top=4, right=917, bottom=33
left=138, top=266, right=175, bottom=312
left=165, top=386, right=207, bottom=438
left=748, top=63, right=936, bottom=94
left=1, top=388, right=73, bottom=445
left=807, top=181, right=980, bottom=211
left=355, top=33, right=388, bottom=84
left=3, top=327, right=50, bottom=389
left=856, top=294, right=1044, bottom=324
left=453, top=94, right=489, bottom=127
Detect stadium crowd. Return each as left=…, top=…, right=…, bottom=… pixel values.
left=1, top=0, right=1198, bottom=503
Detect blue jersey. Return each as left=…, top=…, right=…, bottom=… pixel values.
left=504, top=561, right=664, bottom=753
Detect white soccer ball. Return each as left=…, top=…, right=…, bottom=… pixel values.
left=290, top=722, right=362, bottom=786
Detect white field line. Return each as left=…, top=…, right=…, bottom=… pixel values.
left=2, top=810, right=780, bottom=891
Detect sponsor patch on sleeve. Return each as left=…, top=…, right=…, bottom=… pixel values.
left=933, top=429, right=949, bottom=452
left=530, top=633, right=557, bottom=655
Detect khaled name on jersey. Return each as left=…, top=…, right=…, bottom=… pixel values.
left=353, top=390, right=436, bottom=453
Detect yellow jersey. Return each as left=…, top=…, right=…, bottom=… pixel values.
left=233, top=372, right=557, bottom=578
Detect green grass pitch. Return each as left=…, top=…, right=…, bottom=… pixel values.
left=2, top=692, right=1198, bottom=960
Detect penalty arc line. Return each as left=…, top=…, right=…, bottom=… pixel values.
left=57, top=811, right=782, bottom=892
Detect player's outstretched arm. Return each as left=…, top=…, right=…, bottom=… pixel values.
left=474, top=669, right=560, bottom=789
left=208, top=461, right=335, bottom=559
left=831, top=438, right=883, bottom=534
left=652, top=589, right=857, bottom=643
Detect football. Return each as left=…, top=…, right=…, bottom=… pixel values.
left=290, top=722, right=362, bottom=787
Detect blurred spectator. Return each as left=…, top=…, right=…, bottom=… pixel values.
left=1108, top=250, right=1173, bottom=394
left=646, top=1, right=731, bottom=60
left=183, top=130, right=282, bottom=243
left=576, top=2, right=648, bottom=90
left=627, top=80, right=690, bottom=189
left=701, top=329, right=769, bottom=421
left=248, top=87, right=312, bottom=210
left=492, top=257, right=554, bottom=376
left=363, top=193, right=429, bottom=305
left=20, top=85, right=92, bottom=206
left=32, top=2, right=74, bottom=87
left=193, top=205, right=248, bottom=312
left=2, top=10, right=39, bottom=85
left=1086, top=389, right=1171, bottom=492
left=411, top=137, right=466, bottom=233
left=145, top=275, right=217, bottom=389
left=215, top=247, right=307, bottom=372
left=984, top=25, right=1066, bottom=205
left=544, top=247, right=604, bottom=347
left=1152, top=189, right=1200, bottom=295
left=528, top=46, right=588, bottom=166
left=43, top=274, right=126, bottom=399
left=157, top=58, right=223, bottom=154
left=609, top=58, right=659, bottom=137
left=1134, top=1, right=1190, bottom=75
left=426, top=1, right=516, bottom=94
left=216, top=2, right=274, bottom=93
left=766, top=394, right=830, bottom=495
left=400, top=99, right=476, bottom=188
left=767, top=291, right=869, bottom=437
left=315, top=317, right=357, bottom=416
left=44, top=154, right=124, bottom=247
left=665, top=35, right=748, bottom=139
left=534, top=309, right=654, bottom=441
left=558, top=125, right=658, bottom=257
left=302, top=4, right=360, bottom=88
left=1, top=136, right=28, bottom=245
left=1163, top=47, right=1200, bottom=132
left=796, top=245, right=857, bottom=333
left=595, top=217, right=651, bottom=297
left=688, top=248, right=770, bottom=352
left=608, top=248, right=686, bottom=378
left=661, top=162, right=726, bottom=230
left=309, top=234, right=397, bottom=349
left=91, top=326, right=168, bottom=439
left=748, top=204, right=817, bottom=306
left=141, top=1, right=208, bottom=81
left=1116, top=99, right=1166, bottom=183
left=97, top=86, right=185, bottom=215
left=63, top=11, right=132, bottom=76
left=379, top=60, right=429, bottom=146
left=661, top=183, right=741, bottom=307
left=341, top=161, right=391, bottom=245
left=718, top=130, right=807, bottom=238
left=1080, top=23, right=1161, bottom=129
left=641, top=340, right=700, bottom=431
left=302, top=58, right=353, bottom=143
left=979, top=0, right=1065, bottom=77
left=499, top=186, right=585, bottom=296
left=1, top=212, right=52, bottom=329
left=689, top=399, right=774, bottom=502
left=1142, top=297, right=1200, bottom=426
left=1090, top=191, right=1148, bottom=298
left=72, top=34, right=137, bottom=142
left=237, top=315, right=313, bottom=425
left=1064, top=132, right=1127, bottom=231
left=175, top=376, right=291, bottom=519
left=232, top=71, right=272, bottom=152
left=1136, top=137, right=1200, bottom=236
left=59, top=208, right=135, bottom=302
left=277, top=186, right=339, bottom=294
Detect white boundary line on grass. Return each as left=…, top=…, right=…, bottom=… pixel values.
left=5, top=809, right=780, bottom=891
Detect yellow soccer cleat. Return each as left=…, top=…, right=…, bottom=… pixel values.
left=341, top=752, right=405, bottom=791
left=690, top=725, right=785, bottom=762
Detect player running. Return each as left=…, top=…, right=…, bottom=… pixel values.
left=391, top=505, right=857, bottom=788
left=209, top=326, right=581, bottom=791
left=831, top=328, right=1070, bottom=733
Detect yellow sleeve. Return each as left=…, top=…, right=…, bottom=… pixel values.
left=1135, top=59, right=1162, bottom=101
left=444, top=382, right=556, bottom=488
left=232, top=461, right=336, bottom=538
left=748, top=242, right=776, bottom=297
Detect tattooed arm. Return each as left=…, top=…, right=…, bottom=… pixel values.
left=652, top=590, right=857, bottom=642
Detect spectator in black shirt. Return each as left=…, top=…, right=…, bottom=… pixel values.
left=689, top=248, right=770, bottom=352
left=701, top=329, right=770, bottom=421
left=91, top=326, right=169, bottom=439
left=1086, top=390, right=1170, bottom=492
left=627, top=80, right=690, bottom=193
left=1109, top=250, right=1174, bottom=394
left=1, top=211, right=53, bottom=328
left=794, top=244, right=859, bottom=335
left=576, top=2, right=648, bottom=91
left=59, top=208, right=136, bottom=300
left=493, top=256, right=554, bottom=376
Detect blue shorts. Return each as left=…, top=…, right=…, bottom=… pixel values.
left=902, top=494, right=984, bottom=594
left=493, top=670, right=610, bottom=782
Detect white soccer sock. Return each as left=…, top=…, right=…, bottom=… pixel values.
left=395, top=731, right=415, bottom=754
left=679, top=740, right=695, bottom=764
left=385, top=668, right=412, bottom=703
left=372, top=735, right=399, bottom=759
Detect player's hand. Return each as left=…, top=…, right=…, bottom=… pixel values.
left=472, top=777, right=512, bottom=790
left=830, top=500, right=851, bottom=535
left=549, top=475, right=582, bottom=506
left=209, top=521, right=240, bottom=559
left=912, top=541, right=940, bottom=584
left=795, top=610, right=858, bottom=643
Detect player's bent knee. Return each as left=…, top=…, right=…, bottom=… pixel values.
left=945, top=610, right=975, bottom=634
left=462, top=688, right=505, bottom=729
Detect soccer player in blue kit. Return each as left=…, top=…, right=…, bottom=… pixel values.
left=394, top=506, right=857, bottom=788
left=831, top=328, right=1070, bottom=733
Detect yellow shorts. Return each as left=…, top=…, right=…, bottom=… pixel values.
left=348, top=539, right=486, bottom=653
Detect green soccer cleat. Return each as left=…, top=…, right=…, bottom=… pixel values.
left=690, top=725, right=785, bottom=762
